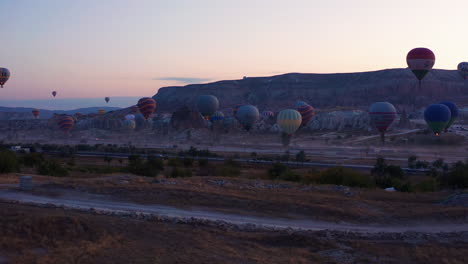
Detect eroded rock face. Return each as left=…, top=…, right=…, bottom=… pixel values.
left=307, top=111, right=370, bottom=131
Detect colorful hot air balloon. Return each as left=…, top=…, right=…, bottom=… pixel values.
left=32, top=109, right=40, bottom=119
left=236, top=105, right=259, bottom=131
left=58, top=115, right=75, bottom=134
left=369, top=102, right=397, bottom=143
left=294, top=101, right=308, bottom=108
left=124, top=114, right=135, bottom=121
left=105, top=97, right=110, bottom=103
left=262, top=111, right=274, bottom=119
left=130, top=105, right=139, bottom=114
left=277, top=109, right=302, bottom=135
left=52, top=91, right=57, bottom=97
left=137, top=97, right=157, bottom=120
left=196, top=95, right=219, bottom=120
left=0, top=68, right=10, bottom=88
left=210, top=111, right=224, bottom=122
left=122, top=119, right=136, bottom=131
left=424, top=104, right=451, bottom=136
left=296, top=103, right=315, bottom=126
left=458, top=62, right=468, bottom=80
left=439, top=101, right=459, bottom=132
left=98, top=109, right=105, bottom=115
left=406, top=48, right=435, bottom=86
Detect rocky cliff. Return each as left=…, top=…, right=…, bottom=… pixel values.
left=153, top=69, right=468, bottom=112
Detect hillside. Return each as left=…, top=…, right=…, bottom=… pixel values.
left=0, top=107, right=121, bottom=120
left=153, top=68, right=468, bottom=112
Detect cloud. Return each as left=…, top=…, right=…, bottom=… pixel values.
left=154, top=77, right=212, bottom=84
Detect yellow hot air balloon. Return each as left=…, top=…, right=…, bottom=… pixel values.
left=277, top=109, right=302, bottom=135
left=98, top=109, right=105, bottom=115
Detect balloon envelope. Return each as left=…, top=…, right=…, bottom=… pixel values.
left=439, top=101, right=459, bottom=130
left=196, top=95, right=219, bottom=119
left=52, top=91, right=57, bottom=97
left=277, top=109, right=302, bottom=135
left=406, top=48, right=435, bottom=81
left=296, top=104, right=315, bottom=126
left=105, top=97, right=110, bottom=103
left=262, top=111, right=274, bottom=119
left=32, top=109, right=40, bottom=119
left=58, top=115, right=75, bottom=133
left=210, top=111, right=224, bottom=122
left=98, top=109, right=105, bottom=115
left=369, top=102, right=397, bottom=133
left=125, top=114, right=135, bottom=121
left=294, top=101, right=308, bottom=108
left=137, top=97, right=157, bottom=120
left=458, top=62, right=468, bottom=80
left=424, top=104, right=451, bottom=135
left=0, top=68, right=10, bottom=88
left=122, top=119, right=136, bottom=131
left=236, top=105, right=259, bottom=130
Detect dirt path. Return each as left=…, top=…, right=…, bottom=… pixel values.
left=0, top=189, right=467, bottom=234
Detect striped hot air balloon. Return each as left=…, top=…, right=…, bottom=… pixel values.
left=294, top=101, right=308, bottom=108
left=369, top=102, right=397, bottom=143
left=98, top=109, right=105, bottom=115
left=196, top=95, right=219, bottom=120
left=296, top=104, right=315, bottom=126
left=32, top=109, right=40, bottom=119
left=210, top=111, right=224, bottom=122
left=262, top=111, right=274, bottom=119
left=0, top=68, right=10, bottom=88
left=130, top=105, right=139, bottom=114
left=137, top=97, right=157, bottom=120
left=439, top=101, right=458, bottom=132
left=236, top=105, right=259, bottom=131
left=424, top=104, right=451, bottom=136
left=277, top=109, right=302, bottom=135
left=458, top=62, right=468, bottom=80
left=406, top=48, right=435, bottom=83
left=58, top=115, right=75, bottom=134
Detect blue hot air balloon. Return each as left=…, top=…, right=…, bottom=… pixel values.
left=439, top=101, right=459, bottom=132
left=424, top=104, right=451, bottom=136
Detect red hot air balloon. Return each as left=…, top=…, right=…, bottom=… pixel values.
left=406, top=48, right=435, bottom=87
left=137, top=97, right=157, bottom=120
left=32, top=109, right=40, bottom=119
left=58, top=115, right=75, bottom=134
left=52, top=91, right=57, bottom=97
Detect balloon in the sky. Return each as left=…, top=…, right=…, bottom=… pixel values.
left=52, top=91, right=57, bottom=97
left=58, top=115, right=75, bottom=134
left=98, top=109, right=105, bottom=115
left=196, top=95, right=219, bottom=120
left=236, top=105, right=259, bottom=131
left=137, top=97, right=157, bottom=120
left=124, top=114, right=135, bottom=121
left=296, top=103, right=315, bottom=126
left=439, top=101, right=459, bottom=131
left=369, top=102, right=397, bottom=143
left=122, top=119, right=136, bottom=131
left=262, top=111, right=274, bottom=119
left=457, top=62, right=468, bottom=80
left=424, top=104, right=451, bottom=136
left=277, top=109, right=302, bottom=135
left=210, top=111, right=224, bottom=122
left=32, top=109, right=40, bottom=119
left=105, top=97, right=110, bottom=103
left=406, top=48, right=435, bottom=81
left=0, top=68, right=10, bottom=88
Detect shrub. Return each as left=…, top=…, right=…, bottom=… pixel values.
left=167, top=158, right=182, bottom=167
left=267, top=162, right=300, bottom=182
left=37, top=160, right=69, bottom=177
left=198, top=159, right=209, bottom=167
left=441, top=161, right=468, bottom=189
left=415, top=178, right=438, bottom=192
left=127, top=155, right=164, bottom=177
left=169, top=167, right=192, bottom=178
left=0, top=150, right=20, bottom=173
left=317, top=167, right=373, bottom=188
left=20, top=153, right=44, bottom=168
left=182, top=158, right=194, bottom=167
left=295, top=150, right=306, bottom=162
left=371, top=157, right=407, bottom=189
left=217, top=159, right=241, bottom=177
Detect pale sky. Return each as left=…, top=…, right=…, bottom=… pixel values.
left=1, top=0, right=467, bottom=100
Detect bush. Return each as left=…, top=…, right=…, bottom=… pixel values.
left=267, top=162, right=300, bottom=182
left=0, top=150, right=20, bottom=173
left=20, top=153, right=44, bottom=168
left=37, top=160, right=69, bottom=177
left=371, top=157, right=407, bottom=189
left=441, top=161, right=468, bottom=189
left=183, top=158, right=194, bottom=167
left=127, top=155, right=164, bottom=177
left=169, top=167, right=192, bottom=178
left=217, top=159, right=241, bottom=177
left=317, top=167, right=374, bottom=188
left=415, top=178, right=438, bottom=192
left=167, top=158, right=182, bottom=167
left=295, top=150, right=307, bottom=162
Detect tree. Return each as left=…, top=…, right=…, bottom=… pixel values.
left=295, top=150, right=306, bottom=162
left=0, top=150, right=20, bottom=173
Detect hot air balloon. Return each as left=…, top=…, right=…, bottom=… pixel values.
left=105, top=97, right=110, bottom=103
left=236, top=105, right=259, bottom=131
left=406, top=48, right=435, bottom=88
left=262, top=111, right=274, bottom=119
left=137, top=97, right=157, bottom=120
left=233, top=104, right=243, bottom=119
left=424, top=104, right=451, bottom=136
left=277, top=109, right=302, bottom=135
left=210, top=111, right=224, bottom=122
left=122, top=119, right=136, bottom=131
left=58, top=115, right=75, bottom=134
left=294, top=101, right=308, bottom=108
left=0, top=68, right=10, bottom=88
left=458, top=62, right=468, bottom=80
left=369, top=102, right=397, bottom=143
left=130, top=105, right=139, bottom=114
left=125, top=114, right=135, bottom=121
left=296, top=103, right=315, bottom=126
left=52, top=91, right=57, bottom=97
left=98, top=109, right=105, bottom=115
left=196, top=95, right=219, bottom=120
left=32, top=109, right=40, bottom=119
left=439, top=101, right=459, bottom=132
